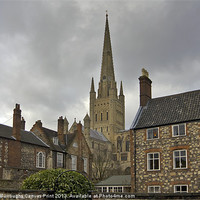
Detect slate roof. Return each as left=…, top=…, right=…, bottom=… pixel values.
left=96, top=175, right=131, bottom=186
left=131, top=90, right=200, bottom=130
left=0, top=124, right=49, bottom=148
left=66, top=133, right=76, bottom=146
left=82, top=126, right=109, bottom=142
left=42, top=127, right=65, bottom=152
left=89, top=129, right=109, bottom=142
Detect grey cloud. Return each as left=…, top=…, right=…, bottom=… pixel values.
left=1, top=0, right=200, bottom=130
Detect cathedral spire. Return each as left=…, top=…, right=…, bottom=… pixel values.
left=89, top=14, right=125, bottom=140
left=100, top=12, right=115, bottom=83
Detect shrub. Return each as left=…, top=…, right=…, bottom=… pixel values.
left=21, top=169, right=93, bottom=196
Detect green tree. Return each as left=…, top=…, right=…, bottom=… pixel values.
left=21, top=169, right=93, bottom=197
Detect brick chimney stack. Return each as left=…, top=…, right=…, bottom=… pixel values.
left=77, top=121, right=82, bottom=136
left=58, top=116, right=65, bottom=145
left=13, top=104, right=21, bottom=140
left=139, top=68, right=152, bottom=107
left=36, top=120, right=42, bottom=128
left=21, top=117, right=25, bottom=130
left=64, top=117, right=69, bottom=134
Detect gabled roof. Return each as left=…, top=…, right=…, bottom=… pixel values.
left=82, top=126, right=109, bottom=142
left=41, top=127, right=65, bottom=152
left=0, top=124, right=49, bottom=148
left=66, top=132, right=76, bottom=147
left=89, top=129, right=109, bottom=142
left=131, top=90, right=200, bottom=130
left=96, top=175, right=131, bottom=186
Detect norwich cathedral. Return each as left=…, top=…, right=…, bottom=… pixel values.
left=0, top=14, right=130, bottom=189
left=1, top=13, right=200, bottom=196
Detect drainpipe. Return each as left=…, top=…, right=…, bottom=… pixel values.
left=134, top=129, right=137, bottom=193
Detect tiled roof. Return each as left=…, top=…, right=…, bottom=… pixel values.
left=89, top=129, right=109, bottom=142
left=42, top=127, right=65, bottom=152
left=82, top=126, right=109, bottom=142
left=96, top=175, right=131, bottom=186
left=0, top=124, right=49, bottom=148
left=42, top=127, right=57, bottom=137
left=66, top=133, right=76, bottom=146
left=131, top=90, right=200, bottom=129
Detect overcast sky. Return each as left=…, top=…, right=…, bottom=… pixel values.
left=1, top=0, right=200, bottom=131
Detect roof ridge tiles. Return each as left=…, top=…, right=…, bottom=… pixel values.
left=151, top=89, right=200, bottom=101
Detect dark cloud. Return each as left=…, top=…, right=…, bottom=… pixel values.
left=0, top=0, right=200, bottom=130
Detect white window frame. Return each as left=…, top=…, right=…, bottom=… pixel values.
left=36, top=152, right=45, bottom=168
left=57, top=152, right=63, bottom=168
left=83, top=157, right=88, bottom=173
left=98, top=186, right=124, bottom=193
left=172, top=124, right=186, bottom=137
left=174, top=185, right=188, bottom=193
left=53, top=137, right=58, bottom=145
left=71, top=155, right=77, bottom=170
left=108, top=187, right=113, bottom=192
left=147, top=128, right=159, bottom=140
left=147, top=152, right=160, bottom=171
left=114, top=187, right=118, bottom=192
left=148, top=186, right=161, bottom=193
left=117, top=187, right=123, bottom=193
left=173, top=150, right=187, bottom=169
left=103, top=187, right=107, bottom=193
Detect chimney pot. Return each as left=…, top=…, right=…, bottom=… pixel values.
left=21, top=117, right=26, bottom=130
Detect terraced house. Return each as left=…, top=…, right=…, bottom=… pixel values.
left=0, top=104, right=93, bottom=189
left=131, top=69, right=200, bottom=193
left=31, top=117, right=92, bottom=179
left=0, top=104, right=49, bottom=189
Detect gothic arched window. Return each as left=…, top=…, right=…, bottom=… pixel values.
left=126, top=136, right=130, bottom=152
left=36, top=152, right=45, bottom=168
left=117, top=136, right=122, bottom=152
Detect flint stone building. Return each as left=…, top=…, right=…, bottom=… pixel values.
left=0, top=104, right=92, bottom=189
left=131, top=69, right=200, bottom=193
left=0, top=104, right=49, bottom=189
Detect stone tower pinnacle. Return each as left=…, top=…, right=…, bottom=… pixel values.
left=120, top=81, right=124, bottom=96
left=90, top=77, right=95, bottom=93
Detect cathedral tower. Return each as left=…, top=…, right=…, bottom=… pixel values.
left=89, top=14, right=125, bottom=142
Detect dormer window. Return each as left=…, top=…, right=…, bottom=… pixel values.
left=147, top=128, right=159, bottom=140
left=53, top=137, right=58, bottom=145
